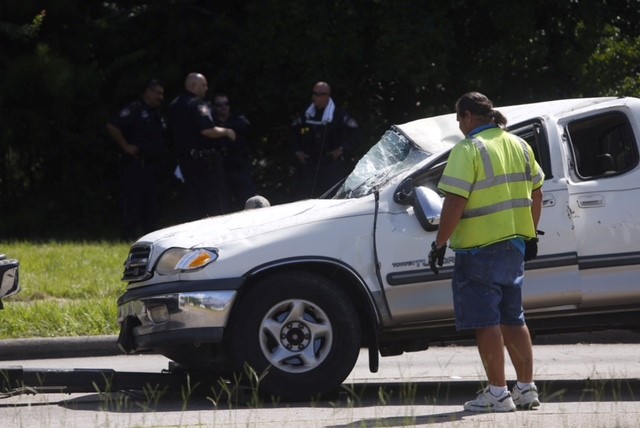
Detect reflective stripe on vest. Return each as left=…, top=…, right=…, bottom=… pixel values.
left=459, top=136, right=533, bottom=219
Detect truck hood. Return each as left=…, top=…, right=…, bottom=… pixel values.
left=138, top=198, right=360, bottom=249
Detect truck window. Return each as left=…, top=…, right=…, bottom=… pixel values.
left=413, top=120, right=552, bottom=192
left=508, top=120, right=552, bottom=180
left=565, top=112, right=639, bottom=180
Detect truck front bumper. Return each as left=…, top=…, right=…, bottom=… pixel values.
left=117, top=280, right=241, bottom=353
left=0, top=255, right=20, bottom=307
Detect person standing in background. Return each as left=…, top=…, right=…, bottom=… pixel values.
left=211, top=92, right=257, bottom=211
left=168, top=73, right=236, bottom=220
left=106, top=79, right=168, bottom=241
left=291, top=81, right=359, bottom=198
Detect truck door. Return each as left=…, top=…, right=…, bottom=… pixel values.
left=374, top=158, right=455, bottom=325
left=376, top=119, right=582, bottom=325
left=509, top=121, right=582, bottom=311
left=561, top=110, right=640, bottom=307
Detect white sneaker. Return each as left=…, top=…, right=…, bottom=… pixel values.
left=463, top=387, right=516, bottom=412
left=512, top=384, right=540, bottom=409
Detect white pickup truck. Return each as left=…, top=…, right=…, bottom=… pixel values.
left=117, top=96, right=640, bottom=400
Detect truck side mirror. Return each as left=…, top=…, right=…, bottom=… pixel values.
left=413, top=187, right=442, bottom=232
left=393, top=177, right=415, bottom=205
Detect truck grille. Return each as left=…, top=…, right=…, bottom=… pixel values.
left=122, top=244, right=153, bottom=282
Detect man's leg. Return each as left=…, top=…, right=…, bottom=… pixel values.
left=501, top=324, right=534, bottom=383
left=475, top=325, right=507, bottom=387
left=120, top=163, right=142, bottom=241
left=464, top=325, right=515, bottom=412
left=503, top=323, right=539, bottom=409
left=454, top=245, right=516, bottom=412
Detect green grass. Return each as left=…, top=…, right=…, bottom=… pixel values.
left=0, top=241, right=130, bottom=339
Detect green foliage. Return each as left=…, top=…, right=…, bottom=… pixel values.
left=580, top=25, right=640, bottom=97
left=1, top=298, right=119, bottom=338
left=1, top=1, right=640, bottom=239
left=0, top=9, right=45, bottom=41
left=0, top=241, right=129, bottom=339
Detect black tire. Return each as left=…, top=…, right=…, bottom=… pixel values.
left=229, top=271, right=362, bottom=401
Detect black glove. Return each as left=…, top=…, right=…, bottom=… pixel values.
left=524, top=238, right=538, bottom=261
left=524, top=230, right=544, bottom=262
left=428, top=241, right=446, bottom=274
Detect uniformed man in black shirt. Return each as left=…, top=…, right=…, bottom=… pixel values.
left=168, top=73, right=236, bottom=221
left=106, top=79, right=168, bottom=241
left=291, top=81, right=360, bottom=198
left=211, top=92, right=257, bottom=212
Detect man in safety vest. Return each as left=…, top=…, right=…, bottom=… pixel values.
left=429, top=92, right=544, bottom=412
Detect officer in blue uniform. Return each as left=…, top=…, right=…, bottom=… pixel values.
left=168, top=73, right=236, bottom=221
left=106, top=79, right=168, bottom=241
left=211, top=92, right=257, bottom=212
left=291, top=81, right=360, bottom=198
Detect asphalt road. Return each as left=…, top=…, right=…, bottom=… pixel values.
left=1, top=330, right=639, bottom=427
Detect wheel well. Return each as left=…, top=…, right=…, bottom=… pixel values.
left=229, top=261, right=378, bottom=348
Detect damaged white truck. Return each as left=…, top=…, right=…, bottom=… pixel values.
left=117, top=97, right=640, bottom=400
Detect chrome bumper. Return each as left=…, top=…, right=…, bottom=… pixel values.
left=118, top=290, right=237, bottom=351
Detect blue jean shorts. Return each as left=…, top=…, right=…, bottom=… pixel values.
left=451, top=240, right=526, bottom=330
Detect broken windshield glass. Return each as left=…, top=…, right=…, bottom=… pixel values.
left=334, top=128, right=431, bottom=199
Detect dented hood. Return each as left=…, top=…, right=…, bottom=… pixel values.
left=138, top=198, right=359, bottom=249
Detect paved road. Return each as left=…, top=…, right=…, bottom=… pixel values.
left=1, top=331, right=639, bottom=427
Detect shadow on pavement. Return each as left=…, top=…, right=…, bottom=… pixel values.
left=11, top=377, right=634, bottom=416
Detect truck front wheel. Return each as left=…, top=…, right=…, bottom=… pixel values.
left=229, top=271, right=362, bottom=401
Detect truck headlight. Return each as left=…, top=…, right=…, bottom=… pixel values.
left=155, top=248, right=218, bottom=275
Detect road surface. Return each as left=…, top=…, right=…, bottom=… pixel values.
left=1, top=331, right=639, bottom=427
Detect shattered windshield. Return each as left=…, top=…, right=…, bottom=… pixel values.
left=334, top=127, right=431, bottom=199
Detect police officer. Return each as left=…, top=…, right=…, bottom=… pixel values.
left=291, top=81, right=359, bottom=199
left=106, top=79, right=168, bottom=241
left=211, top=92, right=257, bottom=212
left=168, top=73, right=236, bottom=221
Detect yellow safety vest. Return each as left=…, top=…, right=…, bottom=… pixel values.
left=437, top=126, right=544, bottom=250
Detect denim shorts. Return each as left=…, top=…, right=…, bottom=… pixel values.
left=451, top=240, right=526, bottom=330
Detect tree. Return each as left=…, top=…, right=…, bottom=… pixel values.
left=579, top=25, right=640, bottom=96
left=2, top=0, right=640, bottom=239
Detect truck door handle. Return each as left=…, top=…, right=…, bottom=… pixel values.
left=542, top=194, right=556, bottom=208
left=577, top=194, right=605, bottom=208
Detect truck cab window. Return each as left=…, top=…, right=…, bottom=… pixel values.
left=565, top=112, right=639, bottom=179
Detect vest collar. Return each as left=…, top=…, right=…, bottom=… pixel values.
left=468, top=124, right=498, bottom=137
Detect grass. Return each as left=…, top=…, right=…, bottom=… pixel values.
left=0, top=241, right=130, bottom=339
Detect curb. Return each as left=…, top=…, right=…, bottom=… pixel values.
left=0, top=331, right=636, bottom=361
left=0, top=335, right=122, bottom=360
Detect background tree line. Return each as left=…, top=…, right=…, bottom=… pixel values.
left=1, top=0, right=639, bottom=240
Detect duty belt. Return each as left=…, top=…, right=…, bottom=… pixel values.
left=120, top=155, right=161, bottom=167
left=190, top=148, right=220, bottom=159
